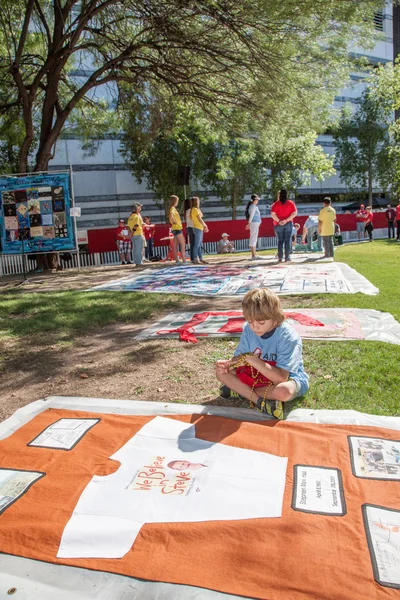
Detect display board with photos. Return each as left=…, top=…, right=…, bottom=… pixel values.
left=0, top=173, right=75, bottom=254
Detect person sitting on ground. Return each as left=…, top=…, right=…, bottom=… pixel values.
left=215, top=288, right=309, bottom=420
left=291, top=223, right=301, bottom=251
left=115, top=218, right=132, bottom=265
left=217, top=233, right=235, bottom=254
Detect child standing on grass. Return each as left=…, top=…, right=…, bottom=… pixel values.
left=215, top=288, right=309, bottom=420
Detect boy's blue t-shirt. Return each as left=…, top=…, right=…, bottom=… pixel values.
left=234, top=321, right=309, bottom=395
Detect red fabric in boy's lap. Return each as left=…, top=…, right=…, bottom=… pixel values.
left=236, top=361, right=276, bottom=388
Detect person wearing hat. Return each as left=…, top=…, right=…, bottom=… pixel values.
left=127, top=203, right=144, bottom=266
left=217, top=232, right=235, bottom=254
left=355, top=203, right=367, bottom=240
left=115, top=218, right=132, bottom=265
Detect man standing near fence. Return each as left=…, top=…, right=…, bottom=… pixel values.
left=385, top=204, right=396, bottom=239
left=355, top=204, right=367, bottom=240
left=318, top=197, right=336, bottom=260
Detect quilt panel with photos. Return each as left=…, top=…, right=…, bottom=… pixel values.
left=0, top=173, right=75, bottom=254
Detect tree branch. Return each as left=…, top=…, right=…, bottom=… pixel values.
left=15, top=0, right=35, bottom=67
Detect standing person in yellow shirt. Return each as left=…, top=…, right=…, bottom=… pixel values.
left=169, top=195, right=187, bottom=264
left=191, top=196, right=209, bottom=264
left=318, top=197, right=336, bottom=259
left=127, top=203, right=144, bottom=266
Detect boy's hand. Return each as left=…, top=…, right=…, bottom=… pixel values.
left=215, top=360, right=231, bottom=374
left=244, top=355, right=266, bottom=371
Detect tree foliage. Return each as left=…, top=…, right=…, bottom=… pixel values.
left=120, top=89, right=335, bottom=218
left=0, top=0, right=383, bottom=173
left=332, top=89, right=393, bottom=203
left=370, top=58, right=400, bottom=196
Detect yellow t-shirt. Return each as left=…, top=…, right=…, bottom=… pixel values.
left=169, top=207, right=182, bottom=231
left=318, top=206, right=336, bottom=236
left=127, top=213, right=143, bottom=236
left=191, top=207, right=204, bottom=230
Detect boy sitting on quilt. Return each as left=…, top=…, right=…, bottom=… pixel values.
left=216, top=288, right=309, bottom=420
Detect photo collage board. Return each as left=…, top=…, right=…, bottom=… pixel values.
left=0, top=173, right=75, bottom=254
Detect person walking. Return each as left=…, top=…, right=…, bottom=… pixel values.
left=191, top=196, right=209, bottom=264
left=115, top=218, right=132, bottom=265
left=127, top=203, right=144, bottom=266
left=364, top=206, right=374, bottom=242
left=169, top=195, right=187, bottom=264
left=184, top=198, right=195, bottom=262
left=271, top=189, right=297, bottom=262
left=302, top=214, right=322, bottom=252
left=318, top=197, right=336, bottom=259
left=245, top=194, right=262, bottom=260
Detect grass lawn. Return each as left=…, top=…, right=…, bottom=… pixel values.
left=0, top=240, right=399, bottom=417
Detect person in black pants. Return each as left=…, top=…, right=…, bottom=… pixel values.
left=385, top=204, right=396, bottom=239
left=364, top=206, right=374, bottom=241
left=396, top=200, right=400, bottom=241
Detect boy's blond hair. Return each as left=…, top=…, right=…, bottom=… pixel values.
left=242, top=288, right=285, bottom=326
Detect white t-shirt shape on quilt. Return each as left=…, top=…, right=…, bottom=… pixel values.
left=58, top=416, right=288, bottom=559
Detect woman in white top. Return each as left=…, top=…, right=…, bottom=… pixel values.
left=184, top=198, right=195, bottom=262
left=245, top=194, right=262, bottom=260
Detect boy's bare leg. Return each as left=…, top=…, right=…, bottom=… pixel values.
left=216, top=368, right=296, bottom=403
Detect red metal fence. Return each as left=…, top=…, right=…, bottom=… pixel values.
left=87, top=213, right=388, bottom=253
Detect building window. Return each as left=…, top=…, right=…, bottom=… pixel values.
left=373, top=10, right=384, bottom=31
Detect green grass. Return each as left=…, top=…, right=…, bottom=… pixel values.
left=0, top=291, right=185, bottom=341
left=286, top=240, right=400, bottom=320
left=0, top=241, right=399, bottom=416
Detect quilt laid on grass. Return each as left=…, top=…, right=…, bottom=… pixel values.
left=0, top=408, right=399, bottom=600
left=88, top=262, right=379, bottom=296
left=135, top=309, right=400, bottom=345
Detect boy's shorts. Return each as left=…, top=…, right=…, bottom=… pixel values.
left=290, top=378, right=309, bottom=399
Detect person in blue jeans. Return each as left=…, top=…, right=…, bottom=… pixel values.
left=191, top=196, right=209, bottom=264
left=271, top=189, right=298, bottom=262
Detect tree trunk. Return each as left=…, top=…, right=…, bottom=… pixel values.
left=231, top=177, right=238, bottom=219
left=368, top=164, right=373, bottom=205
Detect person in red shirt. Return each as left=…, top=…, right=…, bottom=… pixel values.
left=115, top=219, right=132, bottom=265
left=270, top=189, right=297, bottom=262
left=143, top=216, right=156, bottom=259
left=396, top=200, right=400, bottom=241
left=385, top=204, right=396, bottom=239
left=355, top=204, right=367, bottom=239
left=364, top=206, right=374, bottom=242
